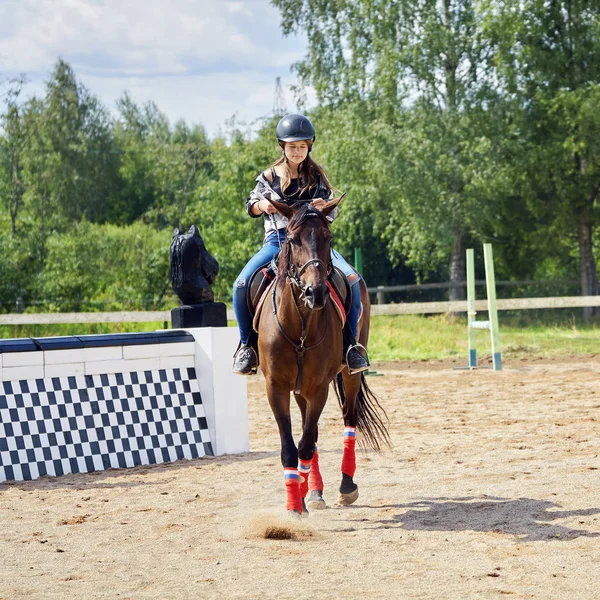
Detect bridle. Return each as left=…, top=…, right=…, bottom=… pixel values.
left=286, top=249, right=332, bottom=301
left=272, top=229, right=333, bottom=395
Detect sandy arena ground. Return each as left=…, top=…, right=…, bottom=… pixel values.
left=1, top=356, right=599, bottom=599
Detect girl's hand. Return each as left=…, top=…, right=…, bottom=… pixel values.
left=311, top=198, right=327, bottom=211
left=261, top=199, right=277, bottom=215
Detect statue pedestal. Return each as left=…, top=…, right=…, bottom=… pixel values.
left=171, top=303, right=227, bottom=329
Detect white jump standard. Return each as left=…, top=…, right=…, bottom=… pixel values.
left=465, top=243, right=502, bottom=371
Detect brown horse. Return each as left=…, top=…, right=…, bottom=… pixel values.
left=258, top=197, right=390, bottom=515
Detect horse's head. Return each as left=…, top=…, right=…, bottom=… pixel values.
left=269, top=194, right=345, bottom=310
left=170, top=224, right=219, bottom=304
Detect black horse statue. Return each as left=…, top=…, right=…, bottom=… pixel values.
left=170, top=225, right=219, bottom=305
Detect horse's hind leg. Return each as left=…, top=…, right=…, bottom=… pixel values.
left=338, top=371, right=361, bottom=506
left=306, top=441, right=326, bottom=510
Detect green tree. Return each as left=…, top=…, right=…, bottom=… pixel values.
left=310, top=104, right=414, bottom=286
left=0, top=77, right=33, bottom=234
left=273, top=0, right=504, bottom=298
left=145, top=118, right=213, bottom=229
left=110, top=93, right=163, bottom=224
left=486, top=0, right=600, bottom=318
left=188, top=117, right=277, bottom=300
left=34, top=59, right=120, bottom=225
left=114, top=94, right=214, bottom=229
left=38, top=221, right=172, bottom=311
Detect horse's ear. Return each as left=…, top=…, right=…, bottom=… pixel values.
left=320, top=193, right=346, bottom=218
left=268, top=199, right=294, bottom=220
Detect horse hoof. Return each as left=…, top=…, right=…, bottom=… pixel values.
left=306, top=490, right=326, bottom=511
left=338, top=488, right=359, bottom=506
left=301, top=498, right=309, bottom=517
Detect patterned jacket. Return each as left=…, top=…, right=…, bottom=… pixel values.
left=245, top=172, right=338, bottom=238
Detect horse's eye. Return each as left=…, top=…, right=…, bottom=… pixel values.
left=289, top=236, right=300, bottom=246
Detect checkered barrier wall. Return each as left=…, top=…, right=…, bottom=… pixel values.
left=0, top=328, right=249, bottom=483
left=0, top=367, right=213, bottom=483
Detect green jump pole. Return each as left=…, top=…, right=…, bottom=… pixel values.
left=354, top=248, right=363, bottom=275
left=466, top=248, right=477, bottom=368
left=483, top=243, right=502, bottom=371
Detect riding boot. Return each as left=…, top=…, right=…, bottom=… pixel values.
left=233, top=330, right=259, bottom=375
left=232, top=344, right=258, bottom=375
left=342, top=322, right=370, bottom=375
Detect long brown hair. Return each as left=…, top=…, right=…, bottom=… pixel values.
left=271, top=141, right=332, bottom=198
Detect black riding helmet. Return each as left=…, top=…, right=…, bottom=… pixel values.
left=276, top=113, right=316, bottom=143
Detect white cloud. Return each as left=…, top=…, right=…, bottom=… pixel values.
left=0, top=0, right=314, bottom=134
left=0, top=0, right=302, bottom=74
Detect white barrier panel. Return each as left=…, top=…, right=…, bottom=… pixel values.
left=0, top=329, right=249, bottom=483
left=186, top=327, right=249, bottom=456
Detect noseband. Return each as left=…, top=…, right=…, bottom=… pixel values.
left=286, top=252, right=332, bottom=299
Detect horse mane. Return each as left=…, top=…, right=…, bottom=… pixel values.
left=277, top=202, right=331, bottom=287
left=170, top=234, right=185, bottom=290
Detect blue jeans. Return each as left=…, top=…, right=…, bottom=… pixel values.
left=233, top=231, right=362, bottom=344
left=331, top=249, right=362, bottom=339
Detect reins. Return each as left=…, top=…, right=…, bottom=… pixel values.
left=271, top=279, right=329, bottom=395
left=271, top=235, right=331, bottom=395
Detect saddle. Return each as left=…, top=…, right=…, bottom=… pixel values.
left=247, top=261, right=277, bottom=318
left=247, top=258, right=355, bottom=332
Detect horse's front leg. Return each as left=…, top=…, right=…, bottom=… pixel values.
left=267, top=382, right=302, bottom=514
left=295, top=393, right=326, bottom=510
left=296, top=388, right=328, bottom=512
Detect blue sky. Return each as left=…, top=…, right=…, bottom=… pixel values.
left=0, top=0, right=310, bottom=137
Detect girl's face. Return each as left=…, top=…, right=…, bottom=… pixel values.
left=284, top=141, right=310, bottom=165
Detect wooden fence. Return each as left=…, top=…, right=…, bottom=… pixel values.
left=367, top=279, right=579, bottom=304
left=1, top=295, right=599, bottom=325
left=370, top=295, right=600, bottom=316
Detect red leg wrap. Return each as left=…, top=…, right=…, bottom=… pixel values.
left=298, top=459, right=312, bottom=499
left=308, top=449, right=324, bottom=492
left=284, top=469, right=303, bottom=513
left=341, top=427, right=356, bottom=478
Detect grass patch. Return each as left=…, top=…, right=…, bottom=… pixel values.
left=368, top=313, right=600, bottom=362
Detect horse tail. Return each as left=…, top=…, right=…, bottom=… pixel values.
left=333, top=373, right=391, bottom=452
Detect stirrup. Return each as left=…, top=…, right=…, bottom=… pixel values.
left=232, top=344, right=258, bottom=375
left=346, top=343, right=370, bottom=375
